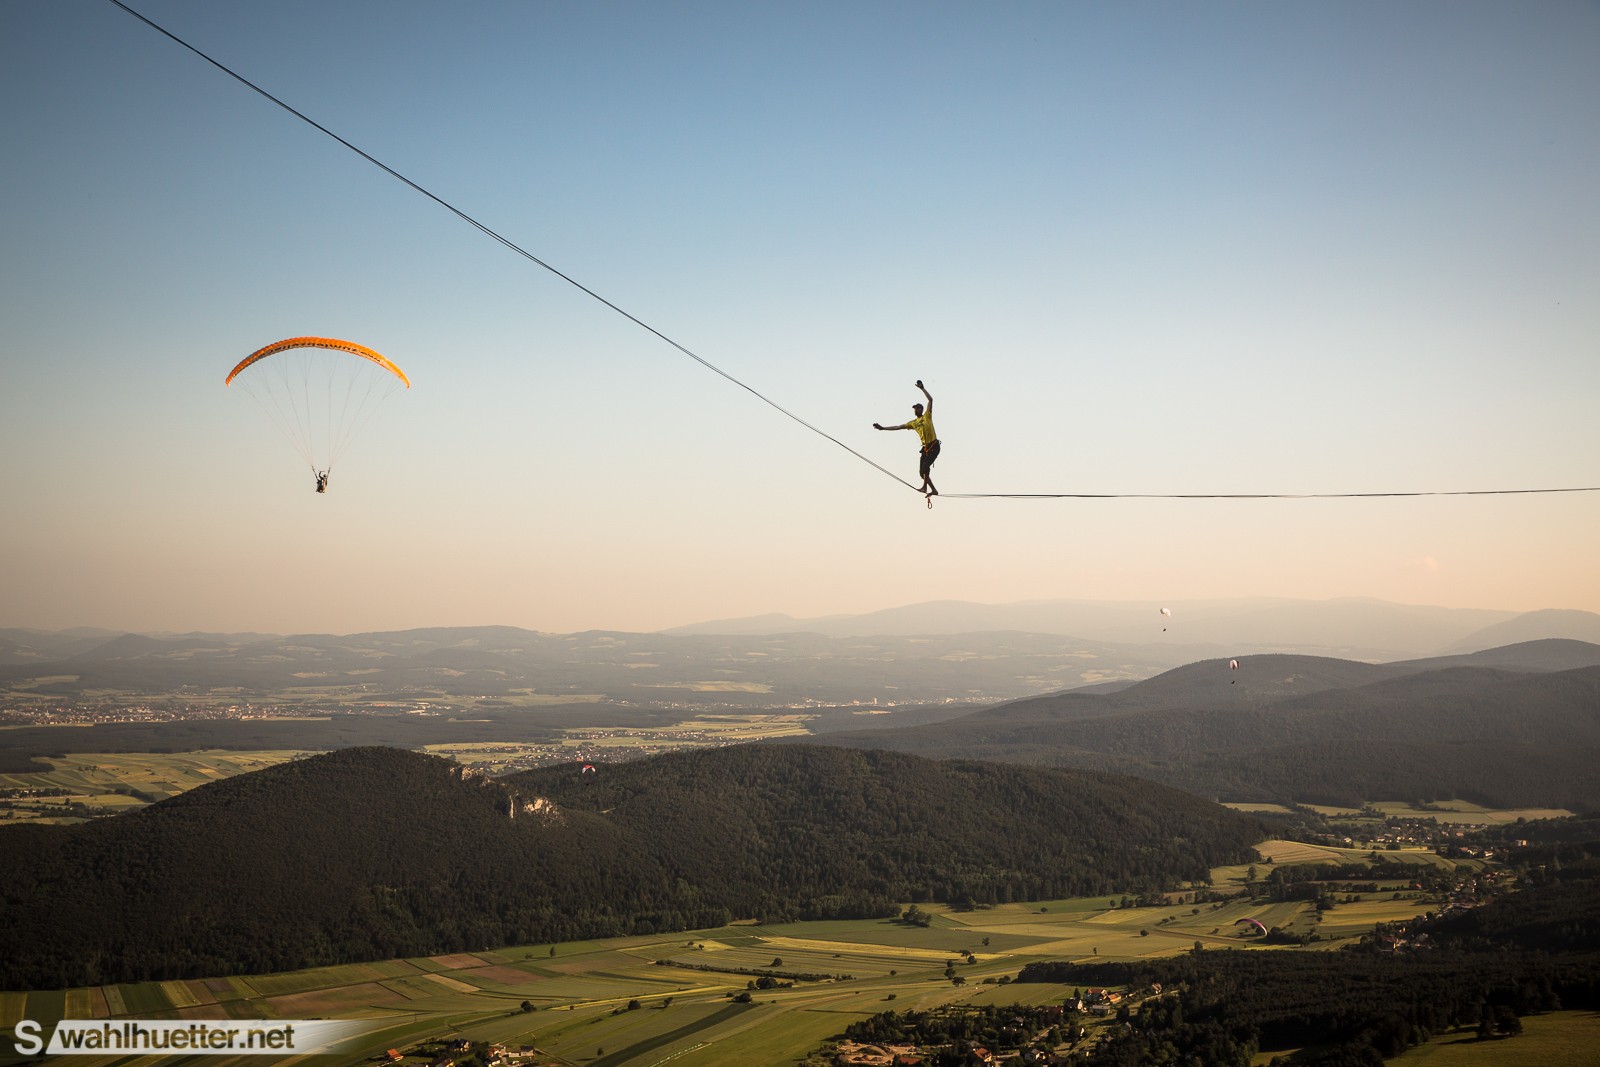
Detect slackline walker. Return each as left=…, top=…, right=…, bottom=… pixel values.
left=110, top=2, right=1600, bottom=509
left=873, top=380, right=940, bottom=506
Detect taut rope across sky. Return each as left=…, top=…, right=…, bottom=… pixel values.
left=109, top=1, right=1599, bottom=504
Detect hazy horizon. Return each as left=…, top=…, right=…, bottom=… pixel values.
left=5, top=2, right=1596, bottom=636
left=6, top=594, right=1596, bottom=645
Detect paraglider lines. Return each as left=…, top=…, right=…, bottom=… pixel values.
left=109, top=2, right=1600, bottom=505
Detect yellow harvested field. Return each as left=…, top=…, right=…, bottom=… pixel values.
left=62, top=988, right=96, bottom=1019
left=757, top=935, right=956, bottom=962
left=158, top=979, right=204, bottom=1008
left=1080, top=909, right=1156, bottom=926
left=1254, top=839, right=1354, bottom=864
left=0, top=992, right=27, bottom=1028
left=421, top=973, right=480, bottom=994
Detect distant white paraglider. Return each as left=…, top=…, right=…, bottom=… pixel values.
left=1229, top=658, right=1240, bottom=683
left=1159, top=607, right=1171, bottom=632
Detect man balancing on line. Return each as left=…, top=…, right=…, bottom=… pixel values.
left=874, top=379, right=940, bottom=499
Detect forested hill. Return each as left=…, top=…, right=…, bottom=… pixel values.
left=504, top=744, right=1265, bottom=906
left=0, top=744, right=1265, bottom=990
left=799, top=644, right=1600, bottom=809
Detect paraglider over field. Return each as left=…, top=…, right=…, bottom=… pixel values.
left=226, top=336, right=410, bottom=493
left=1236, top=918, right=1267, bottom=936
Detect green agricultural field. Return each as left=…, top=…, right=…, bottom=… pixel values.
left=537, top=999, right=762, bottom=1065
left=0, top=717, right=824, bottom=817
left=1369, top=800, right=1575, bottom=825
left=0, top=877, right=1455, bottom=1067
left=1244, top=838, right=1466, bottom=871
left=1306, top=804, right=1366, bottom=817
left=1312, top=895, right=1436, bottom=939
left=1388, top=1011, right=1600, bottom=1065
left=0, top=821, right=1513, bottom=1065
left=0, top=750, right=310, bottom=823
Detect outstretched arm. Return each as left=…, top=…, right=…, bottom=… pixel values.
left=915, top=379, right=932, bottom=415
left=873, top=421, right=910, bottom=431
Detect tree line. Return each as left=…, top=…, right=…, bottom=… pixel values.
left=0, top=744, right=1264, bottom=989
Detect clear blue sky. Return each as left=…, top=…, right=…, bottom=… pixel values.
left=3, top=0, right=1597, bottom=635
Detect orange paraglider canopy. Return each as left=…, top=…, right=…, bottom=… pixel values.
left=226, top=336, right=410, bottom=388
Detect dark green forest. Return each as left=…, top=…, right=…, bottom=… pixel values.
left=0, top=744, right=1264, bottom=990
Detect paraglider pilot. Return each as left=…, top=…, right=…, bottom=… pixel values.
left=314, top=470, right=329, bottom=494
left=874, top=379, right=939, bottom=497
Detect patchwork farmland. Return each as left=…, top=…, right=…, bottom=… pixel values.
left=0, top=853, right=1452, bottom=1067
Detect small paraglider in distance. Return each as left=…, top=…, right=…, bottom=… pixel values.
left=1229, top=658, right=1240, bottom=683
left=1160, top=607, right=1171, bottom=632
left=226, top=336, right=410, bottom=494
left=580, top=763, right=597, bottom=776
left=1235, top=917, right=1267, bottom=937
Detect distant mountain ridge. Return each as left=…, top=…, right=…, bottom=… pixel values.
left=663, top=597, right=1600, bottom=658
left=800, top=639, right=1600, bottom=810
left=0, top=626, right=1193, bottom=707
left=6, top=600, right=1596, bottom=707
left=1436, top=608, right=1600, bottom=652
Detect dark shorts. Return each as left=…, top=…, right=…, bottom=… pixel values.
left=919, top=439, right=941, bottom=477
